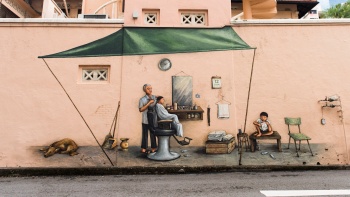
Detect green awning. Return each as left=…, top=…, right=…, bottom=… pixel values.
left=39, top=26, right=253, bottom=58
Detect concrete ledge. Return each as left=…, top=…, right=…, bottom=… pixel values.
left=0, top=18, right=124, bottom=24
left=230, top=19, right=350, bottom=26
left=0, top=165, right=349, bottom=177
left=0, top=18, right=124, bottom=27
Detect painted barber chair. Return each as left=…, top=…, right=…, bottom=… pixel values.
left=147, top=108, right=192, bottom=161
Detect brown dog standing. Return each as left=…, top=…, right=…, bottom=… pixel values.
left=40, top=138, right=79, bottom=158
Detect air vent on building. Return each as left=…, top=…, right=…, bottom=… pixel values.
left=78, top=14, right=108, bottom=19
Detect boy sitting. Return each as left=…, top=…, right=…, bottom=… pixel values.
left=253, top=112, right=273, bottom=137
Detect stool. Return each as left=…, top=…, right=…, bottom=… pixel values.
left=237, top=133, right=250, bottom=152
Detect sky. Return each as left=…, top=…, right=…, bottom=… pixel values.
left=318, top=0, right=348, bottom=10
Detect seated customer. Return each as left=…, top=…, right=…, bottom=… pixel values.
left=155, top=96, right=183, bottom=137
left=253, top=111, right=273, bottom=137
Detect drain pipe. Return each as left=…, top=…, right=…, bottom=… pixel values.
left=339, top=98, right=349, bottom=164
left=341, top=119, right=349, bottom=164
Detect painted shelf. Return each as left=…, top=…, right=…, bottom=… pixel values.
left=167, top=106, right=204, bottom=121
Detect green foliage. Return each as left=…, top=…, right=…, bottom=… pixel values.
left=321, top=0, right=350, bottom=18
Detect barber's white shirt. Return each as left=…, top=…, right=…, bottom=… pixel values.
left=139, top=95, right=156, bottom=124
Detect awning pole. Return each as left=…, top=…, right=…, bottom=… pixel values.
left=115, top=28, right=125, bottom=144
left=243, top=48, right=256, bottom=134
left=240, top=48, right=257, bottom=165
left=42, top=58, right=114, bottom=166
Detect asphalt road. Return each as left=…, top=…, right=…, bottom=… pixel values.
left=0, top=170, right=349, bottom=197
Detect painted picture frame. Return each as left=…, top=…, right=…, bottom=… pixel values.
left=212, top=76, right=221, bottom=89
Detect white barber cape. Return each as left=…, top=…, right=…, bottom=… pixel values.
left=156, top=103, right=183, bottom=137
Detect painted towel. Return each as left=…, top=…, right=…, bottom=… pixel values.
left=217, top=104, right=230, bottom=118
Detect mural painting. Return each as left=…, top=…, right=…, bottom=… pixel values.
left=1, top=0, right=350, bottom=167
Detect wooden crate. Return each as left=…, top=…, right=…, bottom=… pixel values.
left=205, top=137, right=235, bottom=154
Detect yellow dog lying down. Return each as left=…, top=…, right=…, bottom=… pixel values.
left=40, top=138, right=79, bottom=158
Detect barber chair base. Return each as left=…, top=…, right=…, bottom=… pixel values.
left=147, top=151, right=180, bottom=161
left=147, top=135, right=180, bottom=161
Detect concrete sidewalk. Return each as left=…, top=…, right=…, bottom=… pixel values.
left=117, top=144, right=336, bottom=167
left=0, top=143, right=349, bottom=176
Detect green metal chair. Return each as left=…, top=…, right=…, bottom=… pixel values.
left=284, top=117, right=314, bottom=157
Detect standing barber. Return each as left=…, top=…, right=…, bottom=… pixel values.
left=139, top=84, right=157, bottom=153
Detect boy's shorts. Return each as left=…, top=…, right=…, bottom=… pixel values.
left=261, top=129, right=269, bottom=134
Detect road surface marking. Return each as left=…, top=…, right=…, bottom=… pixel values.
left=261, top=190, right=350, bottom=196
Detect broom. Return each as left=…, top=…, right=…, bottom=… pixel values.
left=102, top=101, right=121, bottom=149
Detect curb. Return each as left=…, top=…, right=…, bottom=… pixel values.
left=0, top=165, right=349, bottom=177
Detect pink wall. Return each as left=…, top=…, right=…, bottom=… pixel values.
left=232, top=24, right=350, bottom=163
left=1, top=20, right=350, bottom=166
left=0, top=21, right=123, bottom=166
left=124, top=0, right=231, bottom=27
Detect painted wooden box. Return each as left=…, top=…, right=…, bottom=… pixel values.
left=205, top=137, right=235, bottom=154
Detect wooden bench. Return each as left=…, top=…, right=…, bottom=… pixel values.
left=249, top=131, right=282, bottom=152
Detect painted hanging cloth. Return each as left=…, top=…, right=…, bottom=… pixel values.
left=38, top=26, right=254, bottom=58
left=217, top=103, right=230, bottom=118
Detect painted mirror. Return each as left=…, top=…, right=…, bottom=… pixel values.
left=172, top=76, right=193, bottom=106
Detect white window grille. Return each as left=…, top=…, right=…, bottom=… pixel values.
left=194, top=14, right=205, bottom=24
left=144, top=13, right=158, bottom=24
left=182, top=14, right=192, bottom=24
left=181, top=13, right=206, bottom=25
left=82, top=69, right=108, bottom=81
